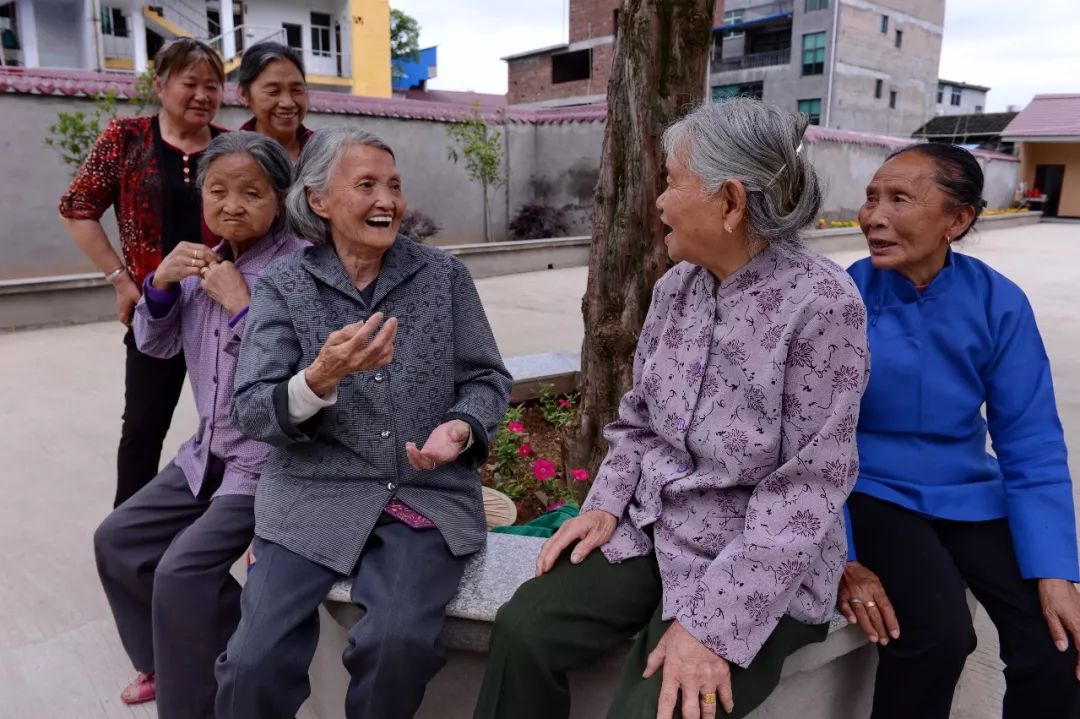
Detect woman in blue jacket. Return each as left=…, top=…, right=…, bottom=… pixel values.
left=839, top=143, right=1080, bottom=718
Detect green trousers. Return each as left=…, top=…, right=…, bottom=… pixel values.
left=473, top=550, right=828, bottom=719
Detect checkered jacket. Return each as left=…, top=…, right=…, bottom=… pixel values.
left=231, top=237, right=512, bottom=574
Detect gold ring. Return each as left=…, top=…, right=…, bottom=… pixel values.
left=849, top=598, right=864, bottom=606
left=866, top=601, right=877, bottom=608
left=701, top=693, right=717, bottom=705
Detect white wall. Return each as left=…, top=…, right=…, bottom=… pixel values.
left=35, top=0, right=85, bottom=69
left=242, top=0, right=348, bottom=77
left=935, top=84, right=988, bottom=116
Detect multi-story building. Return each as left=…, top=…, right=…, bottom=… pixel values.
left=0, top=0, right=394, bottom=96
left=710, top=0, right=944, bottom=136
left=933, top=79, right=989, bottom=116
left=504, top=0, right=726, bottom=107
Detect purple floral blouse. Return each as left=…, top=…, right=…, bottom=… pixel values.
left=581, top=243, right=870, bottom=668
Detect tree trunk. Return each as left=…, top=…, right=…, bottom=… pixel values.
left=572, top=0, right=716, bottom=473
left=482, top=179, right=490, bottom=242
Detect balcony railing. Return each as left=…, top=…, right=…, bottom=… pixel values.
left=712, top=48, right=791, bottom=72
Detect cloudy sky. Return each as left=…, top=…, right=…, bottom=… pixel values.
left=391, top=0, right=1079, bottom=112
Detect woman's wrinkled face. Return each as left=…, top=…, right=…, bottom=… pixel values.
left=201, top=153, right=279, bottom=243
left=243, top=59, right=308, bottom=140
left=157, top=61, right=222, bottom=129
left=859, top=153, right=963, bottom=278
left=309, top=144, right=406, bottom=253
left=655, top=150, right=726, bottom=266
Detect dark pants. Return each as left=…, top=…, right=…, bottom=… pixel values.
left=116, top=328, right=187, bottom=508
left=473, top=550, right=828, bottom=719
left=848, top=492, right=1080, bottom=719
left=94, top=461, right=255, bottom=719
left=215, top=518, right=467, bottom=719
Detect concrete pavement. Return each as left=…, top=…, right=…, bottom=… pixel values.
left=1, top=222, right=1078, bottom=717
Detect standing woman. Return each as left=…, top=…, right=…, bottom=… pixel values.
left=59, top=38, right=226, bottom=507
left=839, top=143, right=1080, bottom=718
left=236, top=41, right=312, bottom=162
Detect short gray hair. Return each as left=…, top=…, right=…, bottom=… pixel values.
left=196, top=132, right=293, bottom=231
left=285, top=127, right=397, bottom=244
left=662, top=97, right=822, bottom=251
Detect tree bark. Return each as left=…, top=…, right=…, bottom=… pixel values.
left=572, top=0, right=716, bottom=476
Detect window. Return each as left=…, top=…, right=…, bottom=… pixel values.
left=101, top=6, right=128, bottom=38
left=975, top=105, right=984, bottom=113
left=712, top=82, right=764, bottom=101
left=802, top=32, right=826, bottom=75
left=283, top=23, right=302, bottom=51
left=951, top=87, right=962, bottom=106
left=552, top=49, right=591, bottom=83
left=895, top=29, right=902, bottom=48
left=875, top=78, right=883, bottom=99
left=798, top=98, right=822, bottom=125
left=889, top=90, right=897, bottom=109
left=881, top=15, right=889, bottom=34
left=806, top=0, right=829, bottom=10
left=937, top=84, right=944, bottom=104
left=613, top=9, right=619, bottom=37
left=310, top=12, right=332, bottom=58
left=748, top=29, right=792, bottom=54
left=723, top=9, right=744, bottom=39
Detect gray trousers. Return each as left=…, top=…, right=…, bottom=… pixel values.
left=215, top=517, right=467, bottom=719
left=94, top=461, right=255, bottom=719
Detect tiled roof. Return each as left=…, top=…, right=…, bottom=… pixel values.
left=0, top=67, right=598, bottom=125
left=806, top=124, right=1018, bottom=162
left=404, top=88, right=507, bottom=108
left=911, top=112, right=1018, bottom=139
left=1002, top=94, right=1080, bottom=139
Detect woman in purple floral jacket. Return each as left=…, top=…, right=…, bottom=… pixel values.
left=474, top=99, right=870, bottom=719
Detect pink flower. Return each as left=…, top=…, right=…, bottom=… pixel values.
left=570, top=468, right=590, bottom=482
left=557, top=398, right=573, bottom=409
left=518, top=443, right=533, bottom=457
left=506, top=421, right=525, bottom=434
left=545, top=499, right=567, bottom=512
left=532, top=458, right=556, bottom=481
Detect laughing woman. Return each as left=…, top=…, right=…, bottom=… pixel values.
left=93, top=133, right=304, bottom=717
left=216, top=128, right=512, bottom=719
left=236, top=42, right=312, bottom=161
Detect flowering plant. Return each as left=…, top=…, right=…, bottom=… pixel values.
left=487, top=405, right=582, bottom=511
left=538, top=383, right=578, bottom=429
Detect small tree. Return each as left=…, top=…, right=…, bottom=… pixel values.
left=446, top=114, right=506, bottom=242
left=390, top=8, right=421, bottom=80
left=44, top=68, right=158, bottom=175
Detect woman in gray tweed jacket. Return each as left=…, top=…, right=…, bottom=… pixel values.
left=215, top=128, right=512, bottom=719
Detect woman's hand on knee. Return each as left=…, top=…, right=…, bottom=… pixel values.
left=534, top=510, right=617, bottom=577
left=839, top=561, right=900, bottom=645
left=644, top=620, right=734, bottom=718
left=1037, top=578, right=1080, bottom=679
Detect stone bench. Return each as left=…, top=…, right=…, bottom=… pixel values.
left=299, top=533, right=878, bottom=719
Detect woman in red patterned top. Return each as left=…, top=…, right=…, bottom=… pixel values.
left=59, top=38, right=226, bottom=508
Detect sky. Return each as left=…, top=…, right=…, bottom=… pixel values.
left=392, top=0, right=1080, bottom=112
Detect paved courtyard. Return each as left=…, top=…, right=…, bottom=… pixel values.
left=0, top=222, right=1077, bottom=717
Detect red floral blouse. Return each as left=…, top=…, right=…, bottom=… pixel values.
left=59, top=116, right=222, bottom=287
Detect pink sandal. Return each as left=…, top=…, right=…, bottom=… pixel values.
left=120, top=672, right=156, bottom=705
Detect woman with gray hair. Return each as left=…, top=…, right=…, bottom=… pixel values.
left=215, top=127, right=512, bottom=719
left=93, top=132, right=306, bottom=715
left=474, top=98, right=869, bottom=719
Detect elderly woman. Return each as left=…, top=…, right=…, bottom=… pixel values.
left=93, top=132, right=305, bottom=715
left=60, top=38, right=226, bottom=507
left=474, top=98, right=869, bottom=719
left=236, top=41, right=312, bottom=161
left=215, top=128, right=512, bottom=719
left=838, top=143, right=1080, bottom=718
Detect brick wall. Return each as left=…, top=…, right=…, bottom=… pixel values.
left=508, top=42, right=615, bottom=105
left=508, top=1, right=726, bottom=106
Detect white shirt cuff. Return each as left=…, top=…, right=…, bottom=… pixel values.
left=288, top=369, right=337, bottom=425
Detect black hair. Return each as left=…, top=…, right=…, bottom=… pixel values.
left=887, top=143, right=985, bottom=241
left=237, top=42, right=306, bottom=94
